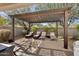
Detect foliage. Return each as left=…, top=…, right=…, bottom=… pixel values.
left=43, top=26, right=49, bottom=33
left=76, top=24, right=79, bottom=32
left=31, top=23, right=57, bottom=33
left=0, top=17, right=7, bottom=25
left=50, top=27, right=57, bottom=32
left=75, top=24, right=79, bottom=38
left=31, top=25, right=38, bottom=32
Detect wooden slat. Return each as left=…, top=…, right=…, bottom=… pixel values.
left=9, top=7, right=71, bottom=23
left=10, top=7, right=71, bottom=17
left=0, top=3, right=35, bottom=11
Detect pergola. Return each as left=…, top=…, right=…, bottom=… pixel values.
left=9, top=7, right=71, bottom=49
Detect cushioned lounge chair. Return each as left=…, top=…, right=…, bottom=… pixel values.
left=26, top=39, right=42, bottom=54
left=14, top=39, right=42, bottom=56
left=50, top=32, right=57, bottom=40
left=39, top=32, right=46, bottom=40
left=33, top=32, right=41, bottom=39
left=25, top=32, right=33, bottom=38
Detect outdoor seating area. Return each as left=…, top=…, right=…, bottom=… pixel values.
left=0, top=3, right=79, bottom=56
left=13, top=37, right=73, bottom=56
left=25, top=31, right=57, bottom=40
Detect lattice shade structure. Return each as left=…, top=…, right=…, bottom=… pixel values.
left=10, top=7, right=71, bottom=23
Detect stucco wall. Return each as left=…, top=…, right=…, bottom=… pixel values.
left=0, top=26, right=78, bottom=38
left=58, top=27, right=77, bottom=36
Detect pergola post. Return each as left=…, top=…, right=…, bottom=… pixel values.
left=64, top=11, right=69, bottom=49
left=9, top=17, right=15, bottom=43
left=12, top=17, right=15, bottom=41
left=28, top=22, right=31, bottom=32
left=56, top=22, right=58, bottom=38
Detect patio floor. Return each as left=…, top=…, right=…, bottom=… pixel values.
left=14, top=37, right=73, bottom=56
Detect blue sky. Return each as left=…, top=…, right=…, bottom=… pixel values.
left=0, top=12, right=11, bottom=20
left=72, top=19, right=79, bottom=24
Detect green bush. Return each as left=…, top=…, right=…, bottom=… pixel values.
left=76, top=24, right=79, bottom=31
left=50, top=27, right=56, bottom=32
left=0, top=17, right=7, bottom=25
left=43, top=26, right=49, bottom=33
left=31, top=25, right=38, bottom=32
left=76, top=24, right=79, bottom=36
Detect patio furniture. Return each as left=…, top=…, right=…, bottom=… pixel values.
left=33, top=31, right=41, bottom=39
left=50, top=32, right=57, bottom=40
left=0, top=43, right=15, bottom=56
left=14, top=38, right=32, bottom=52
left=26, top=39, right=42, bottom=54
left=14, top=38, right=42, bottom=56
left=25, top=32, right=33, bottom=38
left=39, top=32, right=46, bottom=40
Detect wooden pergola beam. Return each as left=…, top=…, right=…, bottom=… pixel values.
left=10, top=7, right=71, bottom=17
left=10, top=7, right=71, bottom=23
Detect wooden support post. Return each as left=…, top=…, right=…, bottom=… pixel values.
left=56, top=22, right=58, bottom=38
left=64, top=11, right=68, bottom=49
left=29, top=22, right=31, bottom=32
left=9, top=17, right=15, bottom=43
left=12, top=17, right=15, bottom=42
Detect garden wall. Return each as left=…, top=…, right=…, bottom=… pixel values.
left=0, top=26, right=78, bottom=38
left=58, top=27, right=77, bottom=36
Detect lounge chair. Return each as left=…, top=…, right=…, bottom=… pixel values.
left=14, top=38, right=42, bottom=56
left=26, top=39, right=42, bottom=54
left=25, top=32, right=33, bottom=38
left=50, top=32, right=57, bottom=40
left=33, top=31, right=41, bottom=39
left=0, top=43, right=15, bottom=56
left=39, top=32, right=46, bottom=40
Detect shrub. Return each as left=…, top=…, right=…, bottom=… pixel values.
left=76, top=24, right=79, bottom=36
left=43, top=26, right=49, bottom=33
left=50, top=27, right=56, bottom=32
left=31, top=25, right=38, bottom=32
left=0, top=17, right=7, bottom=26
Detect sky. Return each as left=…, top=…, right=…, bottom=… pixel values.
left=0, top=12, right=11, bottom=20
